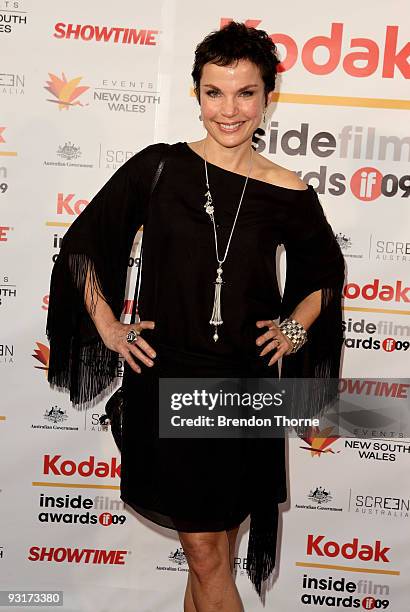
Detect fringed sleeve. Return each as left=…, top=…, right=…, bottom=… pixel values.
left=279, top=185, right=346, bottom=428
left=46, top=143, right=168, bottom=409
left=246, top=187, right=345, bottom=600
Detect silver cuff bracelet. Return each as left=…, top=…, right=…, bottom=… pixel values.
left=279, top=318, right=308, bottom=353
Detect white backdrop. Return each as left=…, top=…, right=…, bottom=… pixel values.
left=1, top=1, right=409, bottom=610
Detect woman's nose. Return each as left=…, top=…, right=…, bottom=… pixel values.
left=221, top=99, right=238, bottom=117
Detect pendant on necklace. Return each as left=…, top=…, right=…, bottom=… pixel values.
left=204, top=190, right=214, bottom=216
left=209, top=266, right=223, bottom=342
left=203, top=145, right=253, bottom=344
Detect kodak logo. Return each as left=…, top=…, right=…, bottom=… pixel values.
left=307, top=535, right=390, bottom=562
left=57, top=193, right=89, bottom=215
left=43, top=454, right=121, bottom=478
left=344, top=279, right=410, bottom=303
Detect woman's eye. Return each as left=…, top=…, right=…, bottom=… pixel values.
left=204, top=90, right=254, bottom=98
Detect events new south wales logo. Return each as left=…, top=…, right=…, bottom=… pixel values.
left=43, top=71, right=159, bottom=114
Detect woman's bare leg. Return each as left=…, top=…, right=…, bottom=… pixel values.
left=181, top=526, right=242, bottom=612
left=227, top=524, right=240, bottom=573
left=184, top=524, right=240, bottom=611
left=183, top=570, right=197, bottom=612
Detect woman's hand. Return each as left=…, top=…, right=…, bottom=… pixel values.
left=101, top=320, right=157, bottom=374
left=255, top=319, right=294, bottom=366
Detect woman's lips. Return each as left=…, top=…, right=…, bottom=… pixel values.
left=216, top=121, right=245, bottom=133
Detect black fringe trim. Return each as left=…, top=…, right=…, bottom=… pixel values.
left=246, top=504, right=279, bottom=600
left=67, top=252, right=107, bottom=317
left=280, top=284, right=344, bottom=435
left=46, top=252, right=119, bottom=410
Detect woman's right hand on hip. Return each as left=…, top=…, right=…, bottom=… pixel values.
left=102, top=320, right=156, bottom=374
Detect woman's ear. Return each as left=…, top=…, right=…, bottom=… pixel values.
left=266, top=90, right=274, bottom=106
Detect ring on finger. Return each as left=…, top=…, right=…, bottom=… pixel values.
left=126, top=328, right=141, bottom=344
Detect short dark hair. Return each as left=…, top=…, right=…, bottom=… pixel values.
left=192, top=21, right=280, bottom=104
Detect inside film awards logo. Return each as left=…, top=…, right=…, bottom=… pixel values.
left=44, top=72, right=89, bottom=110
left=0, top=126, right=16, bottom=197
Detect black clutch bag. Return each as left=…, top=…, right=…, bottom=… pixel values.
left=101, top=386, right=125, bottom=451
left=99, top=153, right=167, bottom=452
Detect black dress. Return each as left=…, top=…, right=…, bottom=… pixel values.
left=46, top=141, right=345, bottom=598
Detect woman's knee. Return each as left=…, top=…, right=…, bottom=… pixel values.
left=179, top=532, right=229, bottom=579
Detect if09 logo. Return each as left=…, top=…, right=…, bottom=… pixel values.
left=351, top=167, right=410, bottom=201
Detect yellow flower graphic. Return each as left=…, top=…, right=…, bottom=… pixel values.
left=32, top=342, right=50, bottom=377
left=44, top=72, right=89, bottom=110
left=300, top=426, right=340, bottom=457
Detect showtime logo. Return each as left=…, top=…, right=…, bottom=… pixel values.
left=57, top=193, right=89, bottom=215
left=53, top=23, right=159, bottom=45
left=28, top=546, right=128, bottom=564
left=339, top=379, right=409, bottom=398
left=0, top=226, right=11, bottom=242
left=221, top=19, right=410, bottom=79
left=307, top=535, right=390, bottom=562
left=43, top=454, right=121, bottom=478
left=344, top=279, right=410, bottom=303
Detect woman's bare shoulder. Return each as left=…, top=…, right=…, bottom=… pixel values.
left=253, top=152, right=308, bottom=190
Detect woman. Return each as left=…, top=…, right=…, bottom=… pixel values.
left=47, top=22, right=345, bottom=612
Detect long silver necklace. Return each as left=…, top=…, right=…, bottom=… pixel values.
left=203, top=142, right=254, bottom=342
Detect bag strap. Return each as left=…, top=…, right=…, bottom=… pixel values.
left=130, top=154, right=167, bottom=324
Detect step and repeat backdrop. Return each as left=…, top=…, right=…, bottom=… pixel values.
left=1, top=1, right=409, bottom=610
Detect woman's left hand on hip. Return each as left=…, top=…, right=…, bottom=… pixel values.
left=255, top=319, right=294, bottom=366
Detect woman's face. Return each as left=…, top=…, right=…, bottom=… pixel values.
left=198, top=58, right=269, bottom=149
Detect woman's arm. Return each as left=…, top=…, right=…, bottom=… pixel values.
left=46, top=143, right=168, bottom=406
left=83, top=269, right=156, bottom=375
left=256, top=289, right=322, bottom=365
left=288, top=288, right=321, bottom=330
left=257, top=185, right=345, bottom=369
